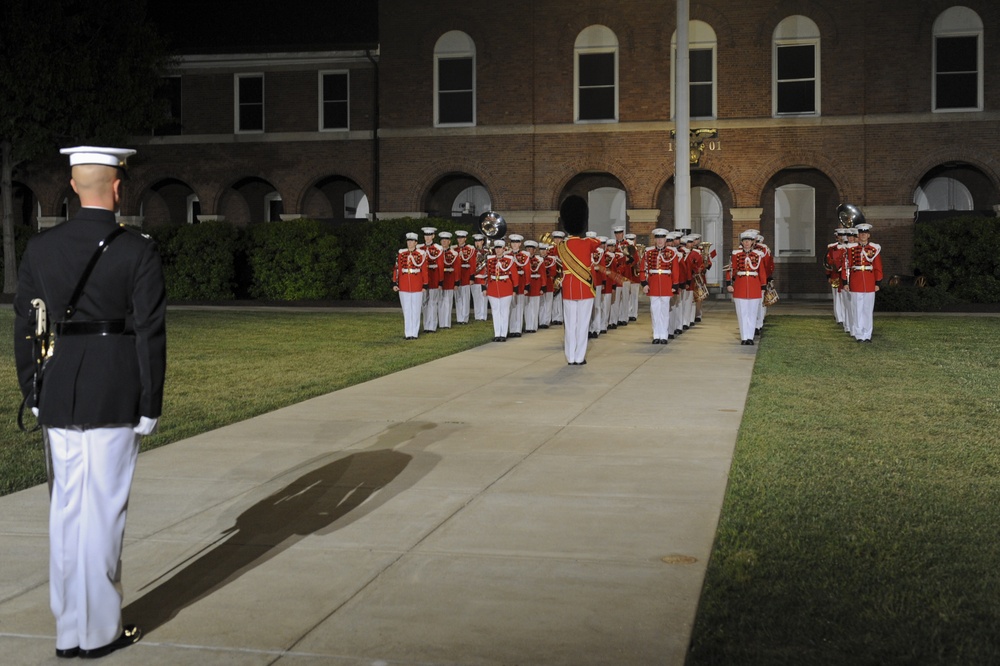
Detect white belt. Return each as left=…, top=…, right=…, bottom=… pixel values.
left=530, top=274, right=541, bottom=279
left=443, top=268, right=455, bottom=272
left=461, top=263, right=471, bottom=268
left=737, top=271, right=758, bottom=276
left=429, top=264, right=439, bottom=268
left=401, top=269, right=420, bottom=274
left=649, top=269, right=672, bottom=274
left=491, top=275, right=510, bottom=281
left=852, top=266, right=873, bottom=271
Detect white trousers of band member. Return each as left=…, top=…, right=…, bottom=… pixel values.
left=851, top=291, right=875, bottom=340
left=734, top=297, right=761, bottom=341
left=525, top=295, right=541, bottom=331
left=832, top=286, right=843, bottom=323
left=601, top=292, right=613, bottom=330
left=669, top=294, right=681, bottom=333
left=756, top=300, right=766, bottom=329
left=456, top=284, right=472, bottom=323
left=399, top=290, right=422, bottom=338
left=629, top=282, right=640, bottom=319
left=540, top=292, right=554, bottom=326
left=683, top=290, right=695, bottom=327
left=422, top=288, right=441, bottom=331
left=650, top=296, right=671, bottom=340
left=488, top=294, right=511, bottom=337
left=563, top=297, right=594, bottom=363
left=438, top=288, right=455, bottom=328
left=590, top=286, right=603, bottom=333
left=46, top=426, right=140, bottom=652
left=509, top=293, right=525, bottom=334
left=552, top=291, right=564, bottom=323
left=613, top=287, right=626, bottom=324
left=472, top=285, right=488, bottom=320
left=841, top=290, right=853, bottom=332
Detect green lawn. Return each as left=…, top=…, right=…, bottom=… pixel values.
left=688, top=315, right=1000, bottom=666
left=0, top=308, right=493, bottom=495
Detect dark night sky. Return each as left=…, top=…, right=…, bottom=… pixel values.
left=146, top=0, right=379, bottom=53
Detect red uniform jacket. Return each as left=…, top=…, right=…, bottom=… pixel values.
left=457, top=243, right=477, bottom=286
left=422, top=243, right=443, bottom=288
left=392, top=248, right=429, bottom=292
left=825, top=242, right=846, bottom=290
left=727, top=249, right=767, bottom=299
left=560, top=236, right=600, bottom=300
left=440, top=247, right=459, bottom=290
left=843, top=242, right=883, bottom=292
left=641, top=246, right=679, bottom=297
left=545, top=253, right=562, bottom=292
left=485, top=254, right=519, bottom=298
left=527, top=255, right=547, bottom=296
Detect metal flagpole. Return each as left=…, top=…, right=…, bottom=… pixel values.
left=674, top=0, right=691, bottom=232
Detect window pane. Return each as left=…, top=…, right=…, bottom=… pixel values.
left=439, top=58, right=472, bottom=91
left=323, top=73, right=347, bottom=100
left=690, top=49, right=712, bottom=83
left=239, top=77, right=263, bottom=103
left=439, top=91, right=473, bottom=124
left=777, top=45, right=815, bottom=80
left=777, top=80, right=815, bottom=114
left=323, top=101, right=348, bottom=129
left=937, top=36, right=977, bottom=73
left=240, top=105, right=263, bottom=131
left=579, top=53, right=614, bottom=86
left=936, top=73, right=978, bottom=108
left=691, top=84, right=713, bottom=117
left=579, top=87, right=615, bottom=120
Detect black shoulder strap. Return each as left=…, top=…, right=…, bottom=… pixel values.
left=64, top=225, right=127, bottom=320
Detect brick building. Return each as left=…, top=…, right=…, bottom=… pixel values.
left=10, top=0, right=1000, bottom=297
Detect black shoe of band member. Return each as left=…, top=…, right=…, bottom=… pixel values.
left=79, top=625, right=141, bottom=660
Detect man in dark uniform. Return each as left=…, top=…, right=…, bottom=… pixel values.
left=14, top=146, right=166, bottom=659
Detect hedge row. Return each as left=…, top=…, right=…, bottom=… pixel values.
left=144, top=217, right=475, bottom=302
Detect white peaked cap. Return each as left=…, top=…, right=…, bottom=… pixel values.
left=60, top=146, right=136, bottom=168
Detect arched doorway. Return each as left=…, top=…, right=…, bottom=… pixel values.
left=691, top=187, right=723, bottom=286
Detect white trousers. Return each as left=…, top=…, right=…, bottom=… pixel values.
left=47, top=426, right=140, bottom=652
left=552, top=290, right=564, bottom=323
left=629, top=282, right=640, bottom=319
left=422, top=288, right=441, bottom=331
left=399, top=290, right=422, bottom=338
left=851, top=291, right=875, bottom=340
left=540, top=292, right=554, bottom=326
left=438, top=289, right=455, bottom=328
left=734, top=298, right=760, bottom=341
left=683, top=291, right=695, bottom=327
left=669, top=294, right=681, bottom=334
left=832, top=287, right=843, bottom=323
left=590, top=286, right=603, bottom=334
left=525, top=295, right=541, bottom=331
left=508, top=293, right=524, bottom=334
left=563, top=297, right=594, bottom=363
left=455, top=284, right=472, bottom=323
left=601, top=292, right=613, bottom=330
left=488, top=294, right=511, bottom=337
left=472, top=285, right=488, bottom=320
left=650, top=296, right=670, bottom=340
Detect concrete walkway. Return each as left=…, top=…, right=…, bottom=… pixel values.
left=1, top=299, right=769, bottom=666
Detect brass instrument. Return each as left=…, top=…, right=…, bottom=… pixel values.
left=837, top=203, right=865, bottom=227
left=478, top=210, right=507, bottom=240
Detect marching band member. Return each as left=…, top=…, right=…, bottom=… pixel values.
left=601, top=238, right=617, bottom=332
left=840, top=228, right=858, bottom=335
left=484, top=239, right=520, bottom=341
left=471, top=234, right=489, bottom=321
left=455, top=230, right=476, bottom=324
left=507, top=234, right=529, bottom=338
left=538, top=244, right=554, bottom=328
left=754, top=232, right=774, bottom=336
left=641, top=228, right=679, bottom=344
left=681, top=235, right=698, bottom=329
left=420, top=227, right=443, bottom=333
left=523, top=240, right=545, bottom=333
left=669, top=232, right=689, bottom=337
left=549, top=231, right=566, bottom=325
left=842, top=222, right=882, bottom=342
left=438, top=231, right=458, bottom=329
left=588, top=232, right=604, bottom=338
left=691, top=233, right=710, bottom=323
left=625, top=232, right=642, bottom=322
left=612, top=226, right=634, bottom=327
left=557, top=197, right=600, bottom=365
left=727, top=230, right=768, bottom=345
left=824, top=229, right=848, bottom=325
left=392, top=232, right=429, bottom=339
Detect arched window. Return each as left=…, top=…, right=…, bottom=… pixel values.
left=933, top=7, right=983, bottom=112
left=775, top=184, right=815, bottom=258
left=671, top=21, right=718, bottom=120
left=913, top=177, right=974, bottom=211
left=773, top=16, right=820, bottom=117
left=434, top=31, right=476, bottom=127
left=575, top=25, right=618, bottom=123
left=345, top=189, right=369, bottom=219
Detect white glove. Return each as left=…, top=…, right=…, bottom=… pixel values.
left=134, top=416, right=159, bottom=436
left=31, top=407, right=39, bottom=417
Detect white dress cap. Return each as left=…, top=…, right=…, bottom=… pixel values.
left=493, top=239, right=506, bottom=248
left=439, top=231, right=453, bottom=238
left=60, top=146, right=136, bottom=168
left=455, top=230, right=468, bottom=237
left=585, top=231, right=598, bottom=238
left=551, top=231, right=566, bottom=238
left=421, top=227, right=437, bottom=235
left=405, top=232, right=418, bottom=240
left=508, top=234, right=524, bottom=242
left=612, top=226, right=625, bottom=233
left=523, top=240, right=538, bottom=248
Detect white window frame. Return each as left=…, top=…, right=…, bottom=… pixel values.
left=574, top=25, right=619, bottom=124
left=186, top=194, right=200, bottom=224
left=318, top=70, right=350, bottom=131
left=434, top=31, right=476, bottom=128
left=772, top=16, right=821, bottom=117
left=671, top=21, right=718, bottom=120
left=235, top=73, right=265, bottom=133
left=774, top=184, right=816, bottom=260
left=265, top=192, right=282, bottom=222
left=932, top=7, right=984, bottom=113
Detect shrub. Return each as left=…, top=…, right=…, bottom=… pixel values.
left=914, top=216, right=1000, bottom=302
left=875, top=284, right=959, bottom=312
left=148, top=221, right=242, bottom=301
left=246, top=218, right=341, bottom=300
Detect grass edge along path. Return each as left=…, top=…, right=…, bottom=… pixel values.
left=0, top=308, right=494, bottom=496
left=687, top=315, right=1000, bottom=666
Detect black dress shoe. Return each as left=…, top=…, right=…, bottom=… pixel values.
left=79, top=625, right=141, bottom=659
left=629, top=317, right=637, bottom=322
left=500, top=336, right=507, bottom=341
left=695, top=317, right=702, bottom=322
left=747, top=339, right=754, bottom=345
left=668, top=334, right=675, bottom=340
left=580, top=359, right=587, bottom=364
left=56, top=647, right=79, bottom=659
left=494, top=337, right=500, bottom=342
